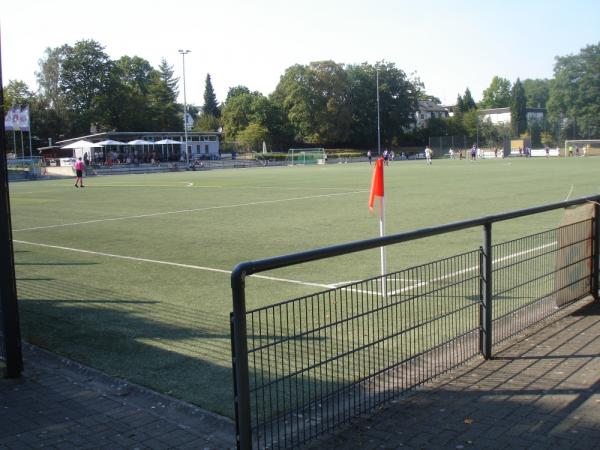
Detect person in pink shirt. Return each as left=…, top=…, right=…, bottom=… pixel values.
left=74, top=157, right=85, bottom=188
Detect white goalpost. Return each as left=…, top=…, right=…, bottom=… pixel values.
left=563, top=140, right=600, bottom=157
left=286, top=148, right=326, bottom=165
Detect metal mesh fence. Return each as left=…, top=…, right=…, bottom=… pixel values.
left=232, top=199, right=600, bottom=449
left=492, top=219, right=593, bottom=345
left=244, top=251, right=480, bottom=449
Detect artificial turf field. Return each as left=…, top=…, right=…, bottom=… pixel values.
left=9, top=156, right=600, bottom=417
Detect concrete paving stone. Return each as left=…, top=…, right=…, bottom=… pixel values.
left=154, top=428, right=201, bottom=446
left=0, top=440, right=34, bottom=450
left=141, top=437, right=177, bottom=450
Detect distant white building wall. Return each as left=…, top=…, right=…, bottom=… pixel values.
left=414, top=101, right=450, bottom=129
left=479, top=107, right=546, bottom=126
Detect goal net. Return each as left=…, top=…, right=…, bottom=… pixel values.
left=286, top=148, right=326, bottom=165
left=563, top=140, right=600, bottom=157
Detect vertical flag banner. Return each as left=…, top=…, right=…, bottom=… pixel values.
left=11, top=108, right=21, bottom=131
left=4, top=107, right=15, bottom=131
left=18, top=106, right=30, bottom=132
left=368, top=157, right=384, bottom=215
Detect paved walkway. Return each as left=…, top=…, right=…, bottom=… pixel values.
left=0, top=345, right=236, bottom=449
left=1, top=299, right=599, bottom=450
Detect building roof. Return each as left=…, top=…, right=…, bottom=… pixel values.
left=479, top=107, right=547, bottom=115
left=418, top=100, right=449, bottom=113
left=57, top=131, right=222, bottom=146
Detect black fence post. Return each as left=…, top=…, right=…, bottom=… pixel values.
left=231, top=267, right=252, bottom=450
left=0, top=34, right=23, bottom=378
left=593, top=205, right=600, bottom=301
left=480, top=223, right=493, bottom=359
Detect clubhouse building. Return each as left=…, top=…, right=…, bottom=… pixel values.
left=46, top=131, right=222, bottom=164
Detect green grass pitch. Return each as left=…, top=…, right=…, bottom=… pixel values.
left=9, top=156, right=599, bottom=417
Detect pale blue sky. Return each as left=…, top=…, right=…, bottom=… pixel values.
left=2, top=0, right=599, bottom=106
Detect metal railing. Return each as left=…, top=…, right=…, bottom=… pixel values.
left=231, top=195, right=600, bottom=449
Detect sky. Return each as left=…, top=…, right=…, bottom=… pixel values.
left=2, top=0, right=600, bottom=107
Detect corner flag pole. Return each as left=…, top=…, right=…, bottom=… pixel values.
left=369, top=158, right=387, bottom=291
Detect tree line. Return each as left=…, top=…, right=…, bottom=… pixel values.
left=3, top=40, right=600, bottom=153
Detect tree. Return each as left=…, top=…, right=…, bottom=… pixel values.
left=271, top=60, right=352, bottom=144
left=195, top=114, right=221, bottom=132
left=461, top=88, right=477, bottom=111
left=59, top=39, right=114, bottom=134
left=480, top=76, right=512, bottom=108
left=3, top=80, right=34, bottom=110
left=101, top=56, right=156, bottom=130
left=237, top=123, right=268, bottom=151
left=203, top=74, right=219, bottom=117
left=221, top=86, right=292, bottom=148
left=510, top=78, right=527, bottom=136
left=522, top=78, right=551, bottom=108
left=147, top=58, right=181, bottom=131
left=547, top=43, right=600, bottom=139
left=372, top=61, right=421, bottom=147
left=35, top=45, right=72, bottom=140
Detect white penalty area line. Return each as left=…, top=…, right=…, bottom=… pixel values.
left=388, top=240, right=558, bottom=296
left=14, top=190, right=367, bottom=233
left=13, top=240, right=333, bottom=289
left=322, top=241, right=559, bottom=298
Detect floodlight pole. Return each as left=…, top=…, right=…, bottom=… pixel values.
left=376, top=67, right=381, bottom=156
left=179, top=49, right=191, bottom=167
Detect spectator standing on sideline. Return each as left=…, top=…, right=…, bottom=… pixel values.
left=367, top=150, right=372, bottom=164
left=383, top=149, right=389, bottom=166
left=545, top=146, right=550, bottom=158
left=425, top=146, right=433, bottom=165
left=74, top=157, right=85, bottom=188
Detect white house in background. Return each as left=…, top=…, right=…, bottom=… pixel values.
left=414, top=101, right=451, bottom=128
left=479, top=107, right=546, bottom=125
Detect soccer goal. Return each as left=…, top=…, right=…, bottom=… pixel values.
left=563, top=140, right=600, bottom=157
left=286, top=148, right=326, bottom=165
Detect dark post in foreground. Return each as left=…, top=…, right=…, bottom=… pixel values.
left=0, top=32, right=24, bottom=378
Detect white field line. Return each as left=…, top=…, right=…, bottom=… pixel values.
left=13, top=238, right=559, bottom=298
left=13, top=190, right=367, bottom=232
left=388, top=241, right=558, bottom=296
left=565, top=184, right=574, bottom=201
left=13, top=240, right=333, bottom=289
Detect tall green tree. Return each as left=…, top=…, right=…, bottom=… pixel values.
left=480, top=76, right=512, bottom=108
left=147, top=58, right=181, bottom=131
left=271, top=60, right=352, bottom=144
left=202, top=73, right=219, bottom=117
left=221, top=86, right=291, bottom=148
left=35, top=45, right=72, bottom=140
left=547, top=42, right=600, bottom=139
left=522, top=78, right=551, bottom=108
left=59, top=39, right=114, bottom=134
left=103, top=56, right=156, bottom=130
left=510, top=78, right=527, bottom=136
left=3, top=80, right=34, bottom=110
left=461, top=88, right=477, bottom=111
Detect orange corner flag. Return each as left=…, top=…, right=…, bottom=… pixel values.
left=368, top=157, right=384, bottom=214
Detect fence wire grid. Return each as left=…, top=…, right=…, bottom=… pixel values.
left=231, top=201, right=599, bottom=450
